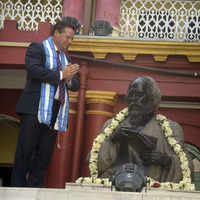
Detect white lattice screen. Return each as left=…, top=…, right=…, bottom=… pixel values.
left=0, top=0, right=63, bottom=31
left=1, top=0, right=200, bottom=42
left=120, top=0, right=200, bottom=42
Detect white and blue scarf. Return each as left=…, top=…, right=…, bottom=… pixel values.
left=38, top=37, right=69, bottom=131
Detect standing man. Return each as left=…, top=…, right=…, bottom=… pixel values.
left=11, top=17, right=80, bottom=187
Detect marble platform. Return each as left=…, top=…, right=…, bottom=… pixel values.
left=0, top=183, right=199, bottom=200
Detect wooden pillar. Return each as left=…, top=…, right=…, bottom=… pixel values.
left=62, top=0, right=84, bottom=24
left=45, top=92, right=78, bottom=188
left=82, top=0, right=93, bottom=35
left=80, top=90, right=117, bottom=177
left=95, top=0, right=120, bottom=27
left=71, top=61, right=88, bottom=182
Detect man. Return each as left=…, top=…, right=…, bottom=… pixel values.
left=11, top=17, right=80, bottom=187
left=95, top=76, right=192, bottom=183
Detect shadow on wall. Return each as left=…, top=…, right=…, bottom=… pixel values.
left=0, top=114, right=19, bottom=186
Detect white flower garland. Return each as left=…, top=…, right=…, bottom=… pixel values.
left=76, top=107, right=195, bottom=191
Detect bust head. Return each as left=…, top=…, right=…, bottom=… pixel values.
left=126, top=76, right=161, bottom=125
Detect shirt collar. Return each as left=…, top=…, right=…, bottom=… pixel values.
left=52, top=40, right=59, bottom=52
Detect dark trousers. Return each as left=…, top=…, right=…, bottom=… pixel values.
left=11, top=100, right=60, bottom=187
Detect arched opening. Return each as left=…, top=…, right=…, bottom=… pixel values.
left=0, top=114, right=19, bottom=186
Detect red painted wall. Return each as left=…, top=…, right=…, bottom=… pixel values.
left=0, top=20, right=51, bottom=42
left=0, top=20, right=52, bottom=65
left=85, top=53, right=200, bottom=98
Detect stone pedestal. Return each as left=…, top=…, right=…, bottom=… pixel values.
left=0, top=186, right=200, bottom=200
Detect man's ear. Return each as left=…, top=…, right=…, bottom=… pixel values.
left=54, top=29, right=60, bottom=37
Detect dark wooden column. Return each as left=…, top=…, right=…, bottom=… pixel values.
left=82, top=0, right=93, bottom=35
left=45, top=92, right=79, bottom=188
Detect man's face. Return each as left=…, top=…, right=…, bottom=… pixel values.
left=127, top=78, right=154, bottom=116
left=54, top=27, right=75, bottom=51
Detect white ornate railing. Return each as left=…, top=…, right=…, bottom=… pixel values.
left=0, top=0, right=63, bottom=31
left=120, top=0, right=200, bottom=42
left=1, top=0, right=200, bottom=42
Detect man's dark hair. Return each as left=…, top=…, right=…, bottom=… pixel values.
left=51, top=16, right=81, bottom=35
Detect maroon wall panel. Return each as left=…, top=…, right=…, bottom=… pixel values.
left=0, top=20, right=51, bottom=42
left=0, top=89, right=22, bottom=118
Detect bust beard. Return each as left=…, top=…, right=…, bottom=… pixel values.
left=128, top=108, right=155, bottom=128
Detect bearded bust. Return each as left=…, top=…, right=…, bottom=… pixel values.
left=90, top=76, right=193, bottom=184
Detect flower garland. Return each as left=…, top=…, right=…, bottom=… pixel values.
left=76, top=108, right=195, bottom=191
